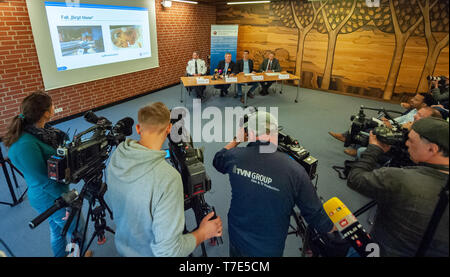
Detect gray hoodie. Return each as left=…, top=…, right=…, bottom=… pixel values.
left=105, top=138, right=196, bottom=257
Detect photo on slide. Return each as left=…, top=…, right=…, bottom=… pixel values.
left=57, top=26, right=105, bottom=56
left=110, top=25, right=143, bottom=50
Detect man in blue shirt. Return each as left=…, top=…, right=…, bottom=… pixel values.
left=236, top=50, right=259, bottom=103
left=213, top=111, right=334, bottom=257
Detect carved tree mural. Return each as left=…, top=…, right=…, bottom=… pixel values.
left=217, top=0, right=449, bottom=101
left=373, top=0, right=429, bottom=99
left=314, top=0, right=373, bottom=90
left=416, top=0, right=449, bottom=92
left=272, top=0, right=328, bottom=81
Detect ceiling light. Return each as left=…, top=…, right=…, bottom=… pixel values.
left=172, top=0, right=198, bottom=4
left=227, top=1, right=271, bottom=5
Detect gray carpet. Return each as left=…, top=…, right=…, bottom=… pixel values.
left=0, top=84, right=401, bottom=257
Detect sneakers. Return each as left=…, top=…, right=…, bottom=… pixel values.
left=328, top=132, right=346, bottom=143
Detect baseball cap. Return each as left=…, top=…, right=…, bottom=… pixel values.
left=245, top=110, right=278, bottom=137
left=412, top=117, right=449, bottom=153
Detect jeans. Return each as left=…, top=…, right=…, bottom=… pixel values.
left=236, top=82, right=258, bottom=97
left=48, top=207, right=85, bottom=257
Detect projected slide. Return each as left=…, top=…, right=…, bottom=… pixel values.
left=45, top=2, right=152, bottom=71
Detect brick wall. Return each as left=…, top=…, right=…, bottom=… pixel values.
left=0, top=0, right=216, bottom=135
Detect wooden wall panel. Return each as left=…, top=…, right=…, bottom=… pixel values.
left=217, top=0, right=450, bottom=102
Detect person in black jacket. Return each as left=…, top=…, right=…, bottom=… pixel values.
left=259, top=52, right=282, bottom=96
left=235, top=50, right=259, bottom=103
left=214, top=53, right=238, bottom=97
left=347, top=117, right=449, bottom=257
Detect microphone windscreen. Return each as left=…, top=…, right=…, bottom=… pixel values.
left=84, top=111, right=100, bottom=124
left=114, top=117, right=134, bottom=136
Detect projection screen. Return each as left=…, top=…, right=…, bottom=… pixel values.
left=26, top=0, right=159, bottom=90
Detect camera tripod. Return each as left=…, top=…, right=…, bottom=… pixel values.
left=63, top=169, right=115, bottom=257
left=0, top=138, right=27, bottom=207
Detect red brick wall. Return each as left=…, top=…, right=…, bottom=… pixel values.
left=0, top=0, right=216, bottom=135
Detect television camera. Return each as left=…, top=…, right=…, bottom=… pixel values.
left=344, top=106, right=412, bottom=167
left=29, top=111, right=134, bottom=256
left=167, top=108, right=222, bottom=257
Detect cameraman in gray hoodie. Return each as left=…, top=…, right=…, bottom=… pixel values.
left=106, top=102, right=222, bottom=257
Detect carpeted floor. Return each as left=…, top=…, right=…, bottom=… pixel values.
left=0, top=84, right=401, bottom=257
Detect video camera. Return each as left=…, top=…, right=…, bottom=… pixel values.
left=241, top=109, right=318, bottom=180
left=278, top=131, right=318, bottom=180
left=30, top=111, right=134, bottom=256
left=344, top=106, right=408, bottom=148
left=167, top=111, right=211, bottom=202
left=344, top=106, right=413, bottom=167
left=427, top=75, right=448, bottom=87
left=167, top=109, right=222, bottom=253
left=47, top=111, right=134, bottom=184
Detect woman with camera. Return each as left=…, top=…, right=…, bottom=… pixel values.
left=2, top=91, right=84, bottom=257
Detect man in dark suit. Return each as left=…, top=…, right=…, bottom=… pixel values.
left=236, top=50, right=258, bottom=103
left=214, top=53, right=238, bottom=97
left=259, top=52, right=282, bottom=96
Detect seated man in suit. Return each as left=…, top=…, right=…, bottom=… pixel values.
left=214, top=53, right=238, bottom=97
left=236, top=50, right=258, bottom=103
left=259, top=52, right=282, bottom=96
left=186, top=51, right=207, bottom=99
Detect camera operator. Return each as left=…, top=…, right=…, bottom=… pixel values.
left=213, top=111, right=334, bottom=257
left=347, top=117, right=449, bottom=257
left=329, top=93, right=437, bottom=156
left=2, top=91, right=85, bottom=257
left=355, top=106, right=443, bottom=160
left=105, top=102, right=222, bottom=257
left=430, top=76, right=449, bottom=109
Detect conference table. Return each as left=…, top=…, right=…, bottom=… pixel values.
left=180, top=72, right=301, bottom=106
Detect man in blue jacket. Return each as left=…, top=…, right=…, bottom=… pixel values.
left=213, top=111, right=334, bottom=257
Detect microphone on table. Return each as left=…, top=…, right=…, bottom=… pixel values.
left=227, top=68, right=231, bottom=76
left=323, top=197, right=377, bottom=257
left=212, top=68, right=218, bottom=80
left=218, top=69, right=223, bottom=79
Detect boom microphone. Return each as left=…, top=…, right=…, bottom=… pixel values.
left=323, top=197, right=376, bottom=257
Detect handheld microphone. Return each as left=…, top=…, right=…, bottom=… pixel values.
left=323, top=197, right=376, bottom=257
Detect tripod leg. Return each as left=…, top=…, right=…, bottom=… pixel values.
left=79, top=204, right=92, bottom=255
left=0, top=161, right=18, bottom=206
left=83, top=230, right=99, bottom=257
left=98, top=195, right=113, bottom=220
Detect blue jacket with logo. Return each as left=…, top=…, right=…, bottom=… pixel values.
left=213, top=141, right=333, bottom=257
